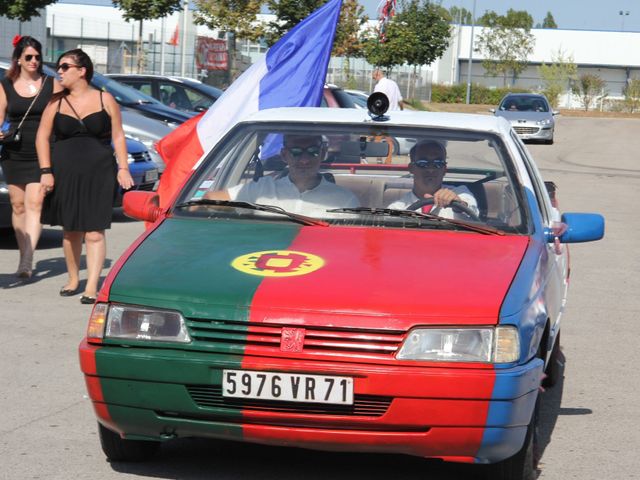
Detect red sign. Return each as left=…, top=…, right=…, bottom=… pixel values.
left=196, top=37, right=228, bottom=70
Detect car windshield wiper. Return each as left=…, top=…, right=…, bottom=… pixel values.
left=328, top=207, right=505, bottom=235
left=174, top=199, right=329, bottom=227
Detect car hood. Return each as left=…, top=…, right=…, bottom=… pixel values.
left=496, top=111, right=551, bottom=122
left=109, top=218, right=529, bottom=329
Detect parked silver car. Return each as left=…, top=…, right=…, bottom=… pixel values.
left=492, top=93, right=558, bottom=144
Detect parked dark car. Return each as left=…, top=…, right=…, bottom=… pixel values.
left=106, top=74, right=223, bottom=114
left=0, top=164, right=11, bottom=229
left=40, top=64, right=193, bottom=127
left=115, top=138, right=159, bottom=206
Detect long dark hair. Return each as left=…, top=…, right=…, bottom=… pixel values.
left=6, top=36, right=44, bottom=81
left=51, top=49, right=95, bottom=102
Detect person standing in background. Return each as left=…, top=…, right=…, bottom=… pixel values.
left=37, top=49, right=133, bottom=304
left=372, top=68, right=404, bottom=111
left=0, top=35, right=62, bottom=279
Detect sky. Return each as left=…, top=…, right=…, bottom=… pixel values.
left=360, top=0, right=640, bottom=32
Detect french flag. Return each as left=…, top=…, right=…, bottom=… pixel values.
left=156, top=0, right=343, bottom=209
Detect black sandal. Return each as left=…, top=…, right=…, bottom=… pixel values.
left=80, top=295, right=96, bottom=304
left=60, top=286, right=80, bottom=296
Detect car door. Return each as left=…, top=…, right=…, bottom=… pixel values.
left=512, top=132, right=568, bottom=344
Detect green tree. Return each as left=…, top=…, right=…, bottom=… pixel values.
left=263, top=0, right=325, bottom=45
left=361, top=19, right=415, bottom=72
left=571, top=73, right=607, bottom=111
left=448, top=6, right=473, bottom=24
left=538, top=49, right=577, bottom=107
left=478, top=8, right=533, bottom=29
left=541, top=11, right=557, bottom=28
left=0, top=0, right=56, bottom=21
left=475, top=9, right=535, bottom=86
left=113, top=0, right=183, bottom=72
left=623, top=78, right=640, bottom=113
left=395, top=0, right=450, bottom=98
left=194, top=0, right=264, bottom=41
left=332, top=0, right=368, bottom=87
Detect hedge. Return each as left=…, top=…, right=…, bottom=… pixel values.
left=430, top=84, right=531, bottom=105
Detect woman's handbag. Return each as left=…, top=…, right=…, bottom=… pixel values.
left=0, top=76, right=47, bottom=146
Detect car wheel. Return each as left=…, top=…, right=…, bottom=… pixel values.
left=542, top=331, right=562, bottom=388
left=98, top=423, right=160, bottom=461
left=483, top=396, right=540, bottom=480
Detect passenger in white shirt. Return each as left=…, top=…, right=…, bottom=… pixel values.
left=206, top=134, right=359, bottom=217
left=372, top=69, right=404, bottom=111
left=387, top=140, right=478, bottom=220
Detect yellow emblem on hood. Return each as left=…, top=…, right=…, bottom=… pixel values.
left=231, top=250, right=324, bottom=277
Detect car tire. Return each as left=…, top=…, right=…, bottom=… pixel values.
left=98, top=423, right=160, bottom=461
left=542, top=331, right=562, bottom=388
left=483, top=396, right=540, bottom=480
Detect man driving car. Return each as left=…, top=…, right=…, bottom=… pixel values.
left=387, top=139, right=478, bottom=219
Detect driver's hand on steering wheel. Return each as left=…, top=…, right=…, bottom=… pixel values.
left=432, top=188, right=466, bottom=208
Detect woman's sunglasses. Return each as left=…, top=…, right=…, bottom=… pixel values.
left=57, top=63, right=81, bottom=72
left=24, top=54, right=41, bottom=62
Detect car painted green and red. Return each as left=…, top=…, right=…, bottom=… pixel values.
left=79, top=109, right=604, bottom=470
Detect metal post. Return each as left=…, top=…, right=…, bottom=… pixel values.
left=160, top=17, right=166, bottom=75
left=465, top=0, right=477, bottom=104
left=51, top=15, right=55, bottom=62
left=107, top=22, right=110, bottom=72
left=180, top=0, right=188, bottom=77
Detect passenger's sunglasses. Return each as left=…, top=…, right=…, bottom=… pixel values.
left=24, top=54, right=41, bottom=62
left=413, top=159, right=447, bottom=169
left=57, top=63, right=81, bottom=72
left=286, top=145, right=322, bottom=158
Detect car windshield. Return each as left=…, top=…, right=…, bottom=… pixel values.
left=91, top=72, right=162, bottom=105
left=499, top=96, right=549, bottom=112
left=176, top=122, right=528, bottom=234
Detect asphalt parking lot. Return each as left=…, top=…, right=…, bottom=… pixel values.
left=1, top=115, right=639, bottom=479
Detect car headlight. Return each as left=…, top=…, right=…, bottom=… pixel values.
left=537, top=119, right=552, bottom=126
left=87, top=304, right=191, bottom=343
left=396, top=326, right=519, bottom=363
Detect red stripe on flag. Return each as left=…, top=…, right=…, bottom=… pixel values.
left=156, top=112, right=205, bottom=209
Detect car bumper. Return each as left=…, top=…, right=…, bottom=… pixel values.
left=512, top=125, right=554, bottom=141
left=80, top=340, right=542, bottom=464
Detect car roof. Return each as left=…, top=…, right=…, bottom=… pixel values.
left=502, top=93, right=548, bottom=99
left=241, top=107, right=513, bottom=135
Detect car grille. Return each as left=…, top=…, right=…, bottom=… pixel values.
left=130, top=151, right=152, bottom=162
left=186, top=385, right=392, bottom=417
left=513, top=126, right=539, bottom=135
left=186, top=319, right=405, bottom=357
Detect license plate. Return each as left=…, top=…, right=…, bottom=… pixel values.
left=222, top=369, right=354, bottom=405
left=144, top=169, right=158, bottom=182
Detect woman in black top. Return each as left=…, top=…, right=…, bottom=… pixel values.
left=0, top=35, right=62, bottom=278
left=37, top=49, right=133, bottom=303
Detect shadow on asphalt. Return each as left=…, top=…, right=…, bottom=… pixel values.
left=103, top=354, right=571, bottom=480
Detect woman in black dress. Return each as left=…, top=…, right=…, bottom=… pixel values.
left=37, top=49, right=133, bottom=303
left=0, top=35, right=62, bottom=278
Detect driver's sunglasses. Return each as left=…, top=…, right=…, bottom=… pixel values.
left=413, top=158, right=446, bottom=169
left=287, top=145, right=322, bottom=158
left=57, top=63, right=81, bottom=72
left=25, top=54, right=41, bottom=62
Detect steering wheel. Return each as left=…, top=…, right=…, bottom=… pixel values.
left=406, top=197, right=480, bottom=221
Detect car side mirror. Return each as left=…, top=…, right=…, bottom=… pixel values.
left=552, top=111, right=560, bottom=116
left=546, top=213, right=605, bottom=243
left=123, top=191, right=162, bottom=223
left=489, top=108, right=496, bottom=113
